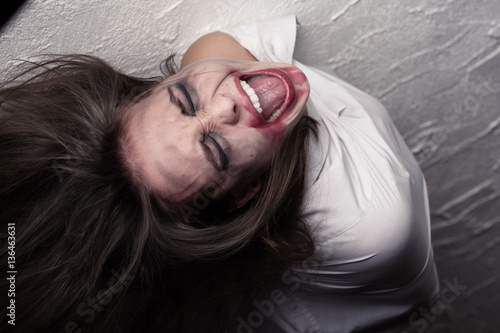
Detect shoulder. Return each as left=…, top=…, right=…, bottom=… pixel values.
left=180, top=32, right=257, bottom=69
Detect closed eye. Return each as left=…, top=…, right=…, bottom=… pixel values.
left=167, top=84, right=196, bottom=116
left=200, top=133, right=229, bottom=172
left=207, top=133, right=229, bottom=171
left=178, top=83, right=196, bottom=115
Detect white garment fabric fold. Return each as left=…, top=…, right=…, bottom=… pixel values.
left=221, top=16, right=440, bottom=333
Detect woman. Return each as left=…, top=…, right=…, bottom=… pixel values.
left=0, top=16, right=439, bottom=333
left=0, top=21, right=315, bottom=333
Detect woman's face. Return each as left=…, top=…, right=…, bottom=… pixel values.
left=123, top=58, right=310, bottom=206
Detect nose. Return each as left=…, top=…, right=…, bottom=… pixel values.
left=203, top=93, right=239, bottom=125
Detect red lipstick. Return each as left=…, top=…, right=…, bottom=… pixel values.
left=234, top=67, right=300, bottom=126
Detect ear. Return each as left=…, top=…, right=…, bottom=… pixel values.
left=227, top=177, right=262, bottom=212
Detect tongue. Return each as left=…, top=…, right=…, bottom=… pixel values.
left=248, top=76, right=286, bottom=120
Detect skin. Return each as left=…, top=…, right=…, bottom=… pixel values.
left=123, top=33, right=310, bottom=207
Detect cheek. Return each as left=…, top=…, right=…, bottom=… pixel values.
left=232, top=135, right=263, bottom=167
left=235, top=143, right=272, bottom=178
left=243, top=120, right=287, bottom=147
left=239, top=111, right=288, bottom=146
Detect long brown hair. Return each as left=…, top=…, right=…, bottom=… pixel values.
left=0, top=54, right=317, bottom=332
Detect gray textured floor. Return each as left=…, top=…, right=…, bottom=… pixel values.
left=293, top=3, right=500, bottom=331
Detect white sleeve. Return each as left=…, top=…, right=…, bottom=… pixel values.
left=219, top=15, right=297, bottom=64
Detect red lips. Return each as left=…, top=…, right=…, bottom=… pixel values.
left=235, top=67, right=296, bottom=124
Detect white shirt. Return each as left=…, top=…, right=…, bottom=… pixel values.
left=222, top=16, right=440, bottom=333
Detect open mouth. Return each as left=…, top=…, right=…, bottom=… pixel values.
left=239, top=71, right=294, bottom=122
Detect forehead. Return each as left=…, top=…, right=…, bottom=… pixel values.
left=175, top=58, right=243, bottom=78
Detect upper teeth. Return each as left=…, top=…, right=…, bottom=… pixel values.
left=240, top=80, right=263, bottom=114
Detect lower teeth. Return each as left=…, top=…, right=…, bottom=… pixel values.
left=266, top=104, right=283, bottom=121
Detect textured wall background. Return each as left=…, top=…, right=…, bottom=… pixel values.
left=1, top=0, right=499, bottom=332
